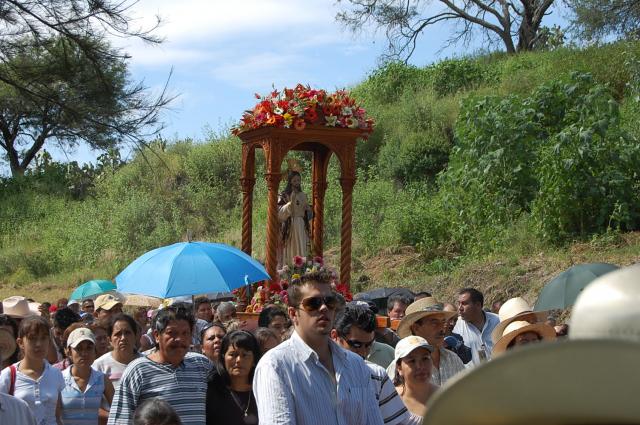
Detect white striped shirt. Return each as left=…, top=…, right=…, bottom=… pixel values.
left=366, top=361, right=420, bottom=425
left=254, top=331, right=385, bottom=425
left=107, top=352, right=212, bottom=425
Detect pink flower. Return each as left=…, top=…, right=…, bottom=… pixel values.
left=293, top=256, right=304, bottom=267
left=313, top=256, right=324, bottom=266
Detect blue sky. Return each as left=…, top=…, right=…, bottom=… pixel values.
left=42, top=0, right=568, bottom=166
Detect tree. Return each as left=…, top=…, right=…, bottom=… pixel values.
left=0, top=0, right=171, bottom=176
left=336, top=0, right=557, bottom=59
left=0, top=36, right=165, bottom=176
left=566, top=0, right=640, bottom=41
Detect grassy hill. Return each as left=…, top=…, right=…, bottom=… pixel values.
left=1, top=41, right=640, bottom=305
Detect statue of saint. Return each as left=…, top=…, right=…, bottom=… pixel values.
left=277, top=171, right=313, bottom=267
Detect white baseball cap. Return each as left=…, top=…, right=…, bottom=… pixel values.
left=394, top=335, right=434, bottom=364
left=66, top=328, right=95, bottom=348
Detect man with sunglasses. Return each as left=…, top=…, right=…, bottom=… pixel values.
left=254, top=270, right=384, bottom=425
left=332, top=302, right=420, bottom=425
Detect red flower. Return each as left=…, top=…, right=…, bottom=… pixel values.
left=293, top=118, right=306, bottom=131
left=269, top=281, right=283, bottom=293
left=313, top=256, right=324, bottom=266
left=305, top=107, right=318, bottom=123
left=293, top=255, right=304, bottom=267
left=335, top=283, right=353, bottom=302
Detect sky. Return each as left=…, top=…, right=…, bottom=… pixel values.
left=42, top=0, right=568, bottom=166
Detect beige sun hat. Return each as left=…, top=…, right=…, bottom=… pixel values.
left=492, top=320, right=556, bottom=356
left=397, top=297, right=457, bottom=338
left=66, top=328, right=96, bottom=349
left=0, top=328, right=17, bottom=362
left=569, top=263, right=640, bottom=343
left=491, top=297, right=549, bottom=343
left=422, top=339, right=640, bottom=425
left=2, top=296, right=40, bottom=319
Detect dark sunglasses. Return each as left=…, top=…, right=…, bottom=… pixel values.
left=344, top=338, right=375, bottom=349
left=298, top=295, right=338, bottom=312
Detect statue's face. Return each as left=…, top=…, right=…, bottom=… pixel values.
left=290, top=174, right=301, bottom=190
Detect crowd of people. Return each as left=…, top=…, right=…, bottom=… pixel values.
left=0, top=262, right=637, bottom=424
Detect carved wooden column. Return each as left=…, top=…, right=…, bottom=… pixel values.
left=264, top=172, right=281, bottom=281
left=240, top=144, right=256, bottom=255
left=339, top=173, right=355, bottom=286
left=311, top=147, right=330, bottom=258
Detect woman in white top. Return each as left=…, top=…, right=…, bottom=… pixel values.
left=393, top=336, right=439, bottom=420
left=0, top=315, right=65, bottom=425
left=92, top=313, right=140, bottom=388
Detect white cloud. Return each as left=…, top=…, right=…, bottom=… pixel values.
left=113, top=0, right=356, bottom=67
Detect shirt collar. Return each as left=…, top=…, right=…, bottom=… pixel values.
left=290, top=330, right=347, bottom=363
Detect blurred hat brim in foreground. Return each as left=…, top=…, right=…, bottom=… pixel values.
left=423, top=339, right=640, bottom=425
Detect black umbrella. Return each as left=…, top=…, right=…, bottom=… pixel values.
left=354, top=287, right=415, bottom=314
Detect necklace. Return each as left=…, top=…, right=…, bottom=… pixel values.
left=230, top=388, right=252, bottom=417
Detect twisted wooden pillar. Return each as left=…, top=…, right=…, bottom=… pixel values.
left=339, top=176, right=355, bottom=286
left=264, top=172, right=281, bottom=282
left=311, top=148, right=330, bottom=258
left=240, top=143, right=256, bottom=255
left=240, top=177, right=255, bottom=255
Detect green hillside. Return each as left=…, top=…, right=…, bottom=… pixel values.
left=2, top=41, right=640, bottom=303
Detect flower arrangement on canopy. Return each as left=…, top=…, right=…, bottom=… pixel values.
left=231, top=84, right=374, bottom=136
left=245, top=255, right=353, bottom=313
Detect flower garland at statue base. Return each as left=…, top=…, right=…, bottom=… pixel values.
left=243, top=255, right=352, bottom=313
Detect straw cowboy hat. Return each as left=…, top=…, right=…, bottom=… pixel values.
left=397, top=297, right=457, bottom=338
left=491, top=297, right=549, bottom=343
left=422, top=339, right=640, bottom=425
left=492, top=320, right=556, bottom=356
left=569, top=263, right=640, bottom=343
left=2, top=296, right=40, bottom=319
left=0, top=328, right=17, bottom=362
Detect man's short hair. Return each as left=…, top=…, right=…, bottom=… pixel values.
left=335, top=303, right=376, bottom=337
left=287, top=270, right=332, bottom=307
left=258, top=306, right=287, bottom=328
left=53, top=307, right=81, bottom=330
left=154, top=302, right=195, bottom=333
left=194, top=297, right=210, bottom=311
left=459, top=288, right=484, bottom=306
left=217, top=301, right=236, bottom=317
left=387, top=294, right=412, bottom=311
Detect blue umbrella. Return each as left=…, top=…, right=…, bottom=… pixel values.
left=70, top=279, right=116, bottom=301
left=115, top=242, right=269, bottom=299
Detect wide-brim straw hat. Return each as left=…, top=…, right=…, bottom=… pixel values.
left=423, top=339, right=640, bottom=425
left=397, top=297, right=457, bottom=338
left=2, top=296, right=40, bottom=319
left=491, top=297, right=549, bottom=343
left=570, top=263, right=640, bottom=343
left=0, top=328, right=17, bottom=361
left=492, top=320, right=556, bottom=356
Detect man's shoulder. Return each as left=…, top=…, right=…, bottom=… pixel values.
left=184, top=352, right=213, bottom=368
left=0, top=392, right=33, bottom=416
left=485, top=311, right=500, bottom=327
left=258, top=338, right=296, bottom=365
left=440, top=347, right=465, bottom=368
left=365, top=360, right=388, bottom=379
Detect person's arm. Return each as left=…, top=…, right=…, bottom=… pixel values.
left=56, top=393, right=63, bottom=425
left=253, top=358, right=296, bottom=425
left=103, top=375, right=115, bottom=405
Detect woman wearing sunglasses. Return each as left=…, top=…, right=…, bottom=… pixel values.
left=206, top=330, right=261, bottom=425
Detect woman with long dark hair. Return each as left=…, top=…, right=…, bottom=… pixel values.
left=206, top=330, right=260, bottom=425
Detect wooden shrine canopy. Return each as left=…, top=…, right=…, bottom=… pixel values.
left=238, top=125, right=368, bottom=287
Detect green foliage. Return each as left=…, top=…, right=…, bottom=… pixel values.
left=4, top=43, right=640, bottom=290
left=424, top=58, right=498, bottom=97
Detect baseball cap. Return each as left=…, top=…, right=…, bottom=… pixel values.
left=94, top=294, right=123, bottom=311
left=66, top=328, right=96, bottom=349
left=394, top=335, right=434, bottom=364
